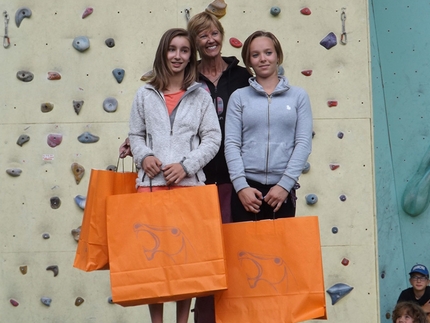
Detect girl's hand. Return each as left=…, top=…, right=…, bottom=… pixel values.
left=142, top=156, right=162, bottom=178
left=162, top=163, right=186, bottom=186
left=264, top=185, right=289, bottom=212
left=238, top=187, right=263, bottom=213
left=119, top=137, right=133, bottom=158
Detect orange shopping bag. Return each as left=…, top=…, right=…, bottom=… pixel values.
left=73, top=164, right=137, bottom=271
left=215, top=216, right=326, bottom=323
left=106, top=185, right=227, bottom=306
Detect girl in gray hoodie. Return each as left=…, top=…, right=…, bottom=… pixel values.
left=225, top=30, right=312, bottom=222
left=128, top=28, right=221, bottom=323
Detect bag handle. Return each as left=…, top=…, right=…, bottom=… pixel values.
left=116, top=156, right=136, bottom=173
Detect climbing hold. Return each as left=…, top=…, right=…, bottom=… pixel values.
left=41, top=103, right=54, bottom=113
left=103, top=97, right=118, bottom=112
left=270, top=6, right=281, bottom=16
left=47, top=72, right=61, bottom=80
left=71, top=226, right=81, bottom=242
left=141, top=70, right=152, bottom=81
left=320, top=32, right=337, bottom=50
left=108, top=296, right=114, bottom=304
left=15, top=7, right=32, bottom=28
left=10, top=299, right=19, bottom=307
left=327, top=100, right=338, bottom=107
left=301, top=70, right=312, bottom=76
left=6, top=169, right=22, bottom=177
left=339, top=194, right=347, bottom=202
left=40, top=297, right=52, bottom=307
left=229, top=37, right=242, bottom=48
left=300, top=7, right=311, bottom=15
left=329, top=164, right=340, bottom=170
left=47, top=134, right=63, bottom=147
left=42, top=233, right=50, bottom=239
left=82, top=7, right=93, bottom=19
left=78, top=132, right=99, bottom=143
left=74, top=195, right=86, bottom=210
left=326, top=283, right=353, bottom=305
left=16, top=70, right=33, bottom=82
left=337, top=132, right=344, bottom=139
left=73, top=100, right=84, bottom=115
left=332, top=227, right=338, bottom=234
left=386, top=312, right=391, bottom=320
left=72, top=36, right=90, bottom=52
left=50, top=196, right=61, bottom=209
left=105, top=38, right=115, bottom=48
left=112, top=68, right=125, bottom=83
left=312, top=131, right=315, bottom=138
left=278, top=65, right=284, bottom=75
left=205, top=0, right=227, bottom=18
left=305, top=193, right=318, bottom=205
left=16, top=134, right=30, bottom=146
left=402, top=146, right=430, bottom=216
left=71, top=163, right=85, bottom=184
left=46, top=265, right=59, bottom=277
left=381, top=271, right=385, bottom=279
left=19, top=265, right=27, bottom=275
left=75, top=297, right=85, bottom=306
left=341, top=258, right=349, bottom=266
left=106, top=165, right=117, bottom=171
left=302, top=162, right=311, bottom=174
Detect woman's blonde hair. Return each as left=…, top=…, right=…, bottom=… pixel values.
left=142, top=28, right=197, bottom=91
left=187, top=11, right=225, bottom=52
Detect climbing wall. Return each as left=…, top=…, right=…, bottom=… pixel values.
left=0, top=0, right=376, bottom=322
left=371, top=0, right=430, bottom=321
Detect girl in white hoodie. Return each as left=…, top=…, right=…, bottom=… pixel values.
left=128, top=28, right=221, bottom=323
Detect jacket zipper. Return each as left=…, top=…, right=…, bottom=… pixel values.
left=265, top=94, right=272, bottom=183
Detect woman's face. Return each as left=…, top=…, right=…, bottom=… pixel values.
left=167, top=36, right=191, bottom=75
left=249, top=36, right=278, bottom=80
left=196, top=24, right=223, bottom=59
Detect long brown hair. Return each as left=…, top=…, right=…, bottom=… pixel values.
left=142, top=28, right=197, bottom=91
left=241, top=30, right=284, bottom=76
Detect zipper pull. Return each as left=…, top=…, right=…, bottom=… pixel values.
left=268, top=94, right=272, bottom=104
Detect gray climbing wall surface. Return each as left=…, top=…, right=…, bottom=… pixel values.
left=1, top=0, right=377, bottom=322
left=371, top=0, right=430, bottom=321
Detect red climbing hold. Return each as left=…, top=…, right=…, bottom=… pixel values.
left=341, top=258, right=349, bottom=266
left=229, top=37, right=242, bottom=48
left=10, top=299, right=19, bottom=307
left=329, top=164, right=340, bottom=170
left=300, top=8, right=311, bottom=15
left=327, top=100, right=338, bottom=107
left=82, top=7, right=93, bottom=19
left=301, top=70, right=312, bottom=76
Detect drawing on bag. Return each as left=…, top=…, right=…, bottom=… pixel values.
left=133, top=223, right=194, bottom=264
left=238, top=251, right=295, bottom=292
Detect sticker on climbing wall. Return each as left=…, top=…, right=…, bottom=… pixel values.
left=43, top=154, right=54, bottom=161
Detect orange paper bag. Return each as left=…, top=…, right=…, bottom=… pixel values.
left=73, top=168, right=137, bottom=271
left=106, top=185, right=227, bottom=307
left=215, top=216, right=326, bottom=323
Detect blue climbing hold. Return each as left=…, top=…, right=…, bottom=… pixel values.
left=326, top=283, right=353, bottom=305
left=112, top=68, right=125, bottom=83
left=320, top=32, right=337, bottom=50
